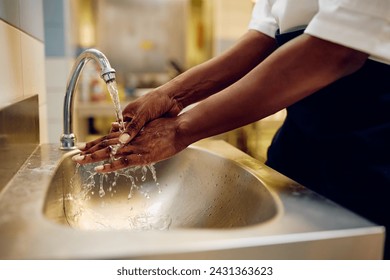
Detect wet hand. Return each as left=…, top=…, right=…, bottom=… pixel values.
left=118, top=89, right=183, bottom=144
left=73, top=117, right=188, bottom=173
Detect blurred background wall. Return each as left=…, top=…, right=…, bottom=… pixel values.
left=42, top=0, right=285, bottom=161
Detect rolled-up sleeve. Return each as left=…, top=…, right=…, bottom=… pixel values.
left=305, top=0, right=390, bottom=63
left=248, top=0, right=279, bottom=38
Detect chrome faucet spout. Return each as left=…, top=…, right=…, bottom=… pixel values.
left=60, top=48, right=116, bottom=150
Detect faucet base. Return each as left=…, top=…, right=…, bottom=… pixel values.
left=60, top=133, right=77, bottom=150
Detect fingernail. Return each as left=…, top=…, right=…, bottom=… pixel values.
left=76, top=143, right=86, bottom=150
left=94, top=165, right=104, bottom=172
left=119, top=133, right=130, bottom=144
left=72, top=155, right=85, bottom=161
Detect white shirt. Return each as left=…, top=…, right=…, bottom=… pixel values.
left=248, top=0, right=390, bottom=64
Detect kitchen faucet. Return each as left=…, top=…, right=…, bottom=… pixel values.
left=60, top=48, right=116, bottom=150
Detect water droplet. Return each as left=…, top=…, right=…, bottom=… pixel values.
left=99, top=187, right=105, bottom=198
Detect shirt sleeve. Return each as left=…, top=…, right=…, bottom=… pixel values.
left=248, top=0, right=279, bottom=38
left=305, top=0, right=390, bottom=64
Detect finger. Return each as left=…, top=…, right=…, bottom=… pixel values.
left=110, top=121, right=129, bottom=133
left=72, top=146, right=112, bottom=164
left=78, top=132, right=121, bottom=152
left=115, top=144, right=142, bottom=156
left=110, top=122, right=120, bottom=133
left=94, top=154, right=150, bottom=173
left=81, top=138, right=120, bottom=154
left=122, top=117, right=145, bottom=144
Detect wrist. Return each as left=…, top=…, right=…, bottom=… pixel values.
left=165, top=66, right=219, bottom=109
left=166, top=75, right=194, bottom=109
left=175, top=113, right=200, bottom=148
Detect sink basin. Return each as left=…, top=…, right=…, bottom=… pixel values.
left=0, top=140, right=385, bottom=259
left=44, top=146, right=278, bottom=231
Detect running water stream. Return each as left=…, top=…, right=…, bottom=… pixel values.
left=99, top=79, right=159, bottom=197
left=106, top=80, right=125, bottom=132
left=71, top=80, right=159, bottom=201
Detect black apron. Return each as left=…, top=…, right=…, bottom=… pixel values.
left=267, top=29, right=390, bottom=259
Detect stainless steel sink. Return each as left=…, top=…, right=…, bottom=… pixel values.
left=44, top=145, right=278, bottom=231
left=0, top=140, right=385, bottom=259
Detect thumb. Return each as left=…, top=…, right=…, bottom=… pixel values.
left=119, top=117, right=145, bottom=144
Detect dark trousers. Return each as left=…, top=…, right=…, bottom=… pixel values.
left=267, top=29, right=390, bottom=259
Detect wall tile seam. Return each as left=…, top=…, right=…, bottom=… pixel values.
left=1, top=20, right=43, bottom=105
left=0, top=18, right=44, bottom=43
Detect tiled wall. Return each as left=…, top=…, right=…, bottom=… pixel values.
left=43, top=0, right=74, bottom=144
left=0, top=0, right=47, bottom=143
left=0, top=0, right=44, bottom=190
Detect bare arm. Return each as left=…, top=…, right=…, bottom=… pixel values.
left=165, top=30, right=277, bottom=108
left=76, top=33, right=368, bottom=172
left=176, top=34, right=368, bottom=146
left=77, top=30, right=276, bottom=149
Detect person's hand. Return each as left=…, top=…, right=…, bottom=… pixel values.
left=117, top=89, right=183, bottom=144
left=73, top=116, right=188, bottom=173
left=72, top=88, right=184, bottom=167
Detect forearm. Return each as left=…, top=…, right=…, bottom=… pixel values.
left=177, top=34, right=368, bottom=145
left=159, top=30, right=276, bottom=108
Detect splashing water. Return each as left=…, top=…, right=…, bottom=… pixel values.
left=69, top=162, right=159, bottom=200
left=104, top=80, right=158, bottom=187
left=87, top=80, right=161, bottom=198
left=82, top=80, right=159, bottom=198
left=64, top=161, right=165, bottom=230
left=64, top=79, right=165, bottom=230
